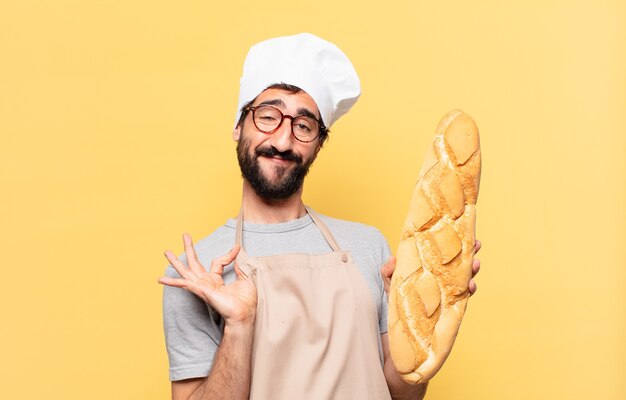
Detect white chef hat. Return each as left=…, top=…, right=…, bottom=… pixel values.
left=234, top=33, right=361, bottom=129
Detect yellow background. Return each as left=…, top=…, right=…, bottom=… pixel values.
left=1, top=0, right=624, bottom=399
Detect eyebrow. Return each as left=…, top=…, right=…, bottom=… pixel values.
left=296, top=108, right=319, bottom=121
left=256, top=98, right=321, bottom=121
left=257, top=99, right=285, bottom=108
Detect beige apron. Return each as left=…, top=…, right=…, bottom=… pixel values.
left=235, top=206, right=392, bottom=400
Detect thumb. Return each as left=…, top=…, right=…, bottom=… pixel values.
left=233, top=261, right=249, bottom=280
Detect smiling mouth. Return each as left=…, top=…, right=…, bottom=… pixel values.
left=255, top=146, right=302, bottom=164
left=259, top=155, right=294, bottom=165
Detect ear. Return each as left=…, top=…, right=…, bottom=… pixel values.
left=233, top=125, right=241, bottom=141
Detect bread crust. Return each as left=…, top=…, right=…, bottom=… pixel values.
left=388, top=110, right=481, bottom=384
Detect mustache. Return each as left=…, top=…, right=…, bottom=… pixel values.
left=255, top=146, right=302, bottom=163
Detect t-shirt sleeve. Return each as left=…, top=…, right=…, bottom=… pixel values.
left=162, top=264, right=223, bottom=381
left=379, top=234, right=392, bottom=335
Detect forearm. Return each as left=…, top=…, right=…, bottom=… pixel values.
left=188, top=323, right=255, bottom=400
left=384, top=354, right=428, bottom=400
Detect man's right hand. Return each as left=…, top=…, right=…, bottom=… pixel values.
left=159, top=234, right=257, bottom=327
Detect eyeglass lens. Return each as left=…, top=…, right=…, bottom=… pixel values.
left=253, top=106, right=319, bottom=142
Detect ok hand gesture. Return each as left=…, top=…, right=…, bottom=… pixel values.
left=159, top=234, right=257, bottom=327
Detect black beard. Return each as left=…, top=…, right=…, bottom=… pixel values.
left=236, top=137, right=314, bottom=201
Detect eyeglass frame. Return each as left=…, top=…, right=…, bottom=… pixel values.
left=244, top=105, right=328, bottom=143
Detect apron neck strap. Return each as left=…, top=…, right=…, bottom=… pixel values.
left=235, top=210, right=244, bottom=246
left=304, top=205, right=341, bottom=252
left=235, top=205, right=342, bottom=252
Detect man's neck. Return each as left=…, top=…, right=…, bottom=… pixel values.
left=240, top=181, right=307, bottom=224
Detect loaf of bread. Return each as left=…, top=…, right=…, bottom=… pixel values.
left=388, top=109, right=481, bottom=384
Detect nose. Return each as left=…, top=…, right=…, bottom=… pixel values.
left=267, top=116, right=295, bottom=152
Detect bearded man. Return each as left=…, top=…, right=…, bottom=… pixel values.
left=159, top=33, right=480, bottom=400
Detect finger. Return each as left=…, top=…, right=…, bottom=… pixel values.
left=474, top=240, right=482, bottom=254
left=210, top=244, right=241, bottom=275
left=468, top=279, right=477, bottom=296
left=159, top=277, right=207, bottom=300
left=164, top=249, right=197, bottom=281
left=183, top=233, right=204, bottom=273
left=472, top=258, right=481, bottom=277
left=380, top=256, right=396, bottom=295
left=158, top=276, right=190, bottom=289
left=381, top=256, right=396, bottom=280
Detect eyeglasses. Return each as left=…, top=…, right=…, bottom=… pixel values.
left=245, top=105, right=326, bottom=143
